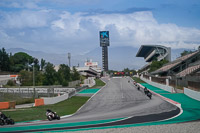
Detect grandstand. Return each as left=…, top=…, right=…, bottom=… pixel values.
left=136, top=45, right=171, bottom=62
left=176, top=63, right=200, bottom=77
left=136, top=45, right=171, bottom=73
left=151, top=50, right=200, bottom=76
left=136, top=45, right=200, bottom=90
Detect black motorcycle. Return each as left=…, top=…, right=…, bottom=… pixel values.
left=46, top=110, right=60, bottom=121
left=0, top=116, right=15, bottom=126
left=144, top=87, right=148, bottom=95
left=147, top=91, right=152, bottom=99
left=137, top=86, right=140, bottom=90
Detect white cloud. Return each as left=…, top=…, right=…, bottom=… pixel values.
left=1, top=10, right=51, bottom=29
left=50, top=11, right=200, bottom=49
left=1, top=10, right=200, bottom=54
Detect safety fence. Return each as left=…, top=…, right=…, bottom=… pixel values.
left=142, top=74, right=200, bottom=91
left=188, top=81, right=200, bottom=91
left=151, top=77, right=166, bottom=85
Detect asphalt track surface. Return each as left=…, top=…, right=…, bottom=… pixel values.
left=0, top=77, right=180, bottom=132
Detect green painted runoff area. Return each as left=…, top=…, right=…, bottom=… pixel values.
left=0, top=117, right=125, bottom=132
left=140, top=83, right=200, bottom=124
left=79, top=88, right=100, bottom=94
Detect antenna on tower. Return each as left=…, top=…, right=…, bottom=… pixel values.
left=68, top=53, right=71, bottom=67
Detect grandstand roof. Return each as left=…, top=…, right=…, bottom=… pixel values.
left=152, top=50, right=200, bottom=75
left=136, top=45, right=171, bottom=62
left=136, top=45, right=156, bottom=57
left=176, top=64, right=200, bottom=77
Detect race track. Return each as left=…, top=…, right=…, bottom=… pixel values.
left=1, top=77, right=180, bottom=132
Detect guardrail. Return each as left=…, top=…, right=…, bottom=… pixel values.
left=141, top=76, right=175, bottom=93
left=184, top=87, right=200, bottom=101
left=34, top=86, right=88, bottom=106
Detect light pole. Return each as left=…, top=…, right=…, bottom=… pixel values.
left=33, top=64, right=35, bottom=98
left=68, top=53, right=71, bottom=67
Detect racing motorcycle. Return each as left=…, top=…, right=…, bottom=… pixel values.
left=46, top=109, right=60, bottom=121
left=147, top=91, right=152, bottom=99
left=0, top=116, right=15, bottom=126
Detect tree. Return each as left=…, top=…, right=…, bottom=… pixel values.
left=72, top=67, right=80, bottom=81
left=40, top=58, right=46, bottom=71
left=180, top=50, right=193, bottom=57
left=10, top=52, right=33, bottom=72
left=57, top=64, right=71, bottom=86
left=0, top=48, right=10, bottom=71
left=19, top=70, right=33, bottom=86
left=33, top=58, right=40, bottom=71
left=43, top=62, right=56, bottom=85
left=149, top=59, right=169, bottom=72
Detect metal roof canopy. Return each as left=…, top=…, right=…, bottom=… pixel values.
left=136, top=45, right=168, bottom=57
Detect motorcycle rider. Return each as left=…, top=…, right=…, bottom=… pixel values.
left=46, top=109, right=55, bottom=118
left=144, top=87, right=148, bottom=95
left=0, top=112, right=7, bottom=119
left=147, top=91, right=152, bottom=99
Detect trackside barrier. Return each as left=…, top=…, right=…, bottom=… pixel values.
left=0, top=102, right=10, bottom=109
left=9, top=101, right=16, bottom=109
left=184, top=87, right=200, bottom=101
left=35, top=99, right=44, bottom=106
left=43, top=93, right=69, bottom=105
left=141, top=77, right=175, bottom=93
left=0, top=101, right=16, bottom=109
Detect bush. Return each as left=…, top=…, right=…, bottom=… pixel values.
left=7, top=80, right=15, bottom=86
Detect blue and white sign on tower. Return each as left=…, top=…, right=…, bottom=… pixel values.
left=100, top=31, right=109, bottom=47
left=99, top=31, right=110, bottom=72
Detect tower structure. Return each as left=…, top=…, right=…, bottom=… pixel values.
left=68, top=53, right=71, bottom=67
left=99, top=31, right=110, bottom=72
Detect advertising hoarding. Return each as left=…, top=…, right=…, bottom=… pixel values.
left=100, top=31, right=109, bottom=47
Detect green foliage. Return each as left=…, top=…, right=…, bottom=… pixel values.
left=149, top=59, right=169, bottom=72
left=57, top=64, right=71, bottom=86
left=72, top=66, right=80, bottom=81
left=19, top=70, right=33, bottom=86
left=16, top=98, right=35, bottom=105
left=180, top=50, right=193, bottom=57
left=0, top=47, right=80, bottom=86
left=0, top=92, right=34, bottom=104
left=43, top=62, right=56, bottom=85
left=80, top=75, right=86, bottom=84
left=40, top=58, right=46, bottom=71
left=0, top=48, right=10, bottom=71
left=6, top=80, right=15, bottom=86
left=132, top=77, right=146, bottom=83
left=10, top=52, right=34, bottom=72
left=33, top=58, right=40, bottom=71
left=90, top=79, right=105, bottom=88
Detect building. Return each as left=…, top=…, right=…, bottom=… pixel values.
left=136, top=45, right=171, bottom=73
left=136, top=45, right=171, bottom=62
left=151, top=50, right=200, bottom=77
left=76, top=60, right=102, bottom=78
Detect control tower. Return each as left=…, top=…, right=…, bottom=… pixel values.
left=99, top=31, right=110, bottom=72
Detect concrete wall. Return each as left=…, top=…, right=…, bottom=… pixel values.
left=141, top=76, right=175, bottom=93
left=83, top=77, right=96, bottom=87
left=43, top=93, right=69, bottom=105
left=68, top=80, right=81, bottom=88
left=184, top=87, right=200, bottom=101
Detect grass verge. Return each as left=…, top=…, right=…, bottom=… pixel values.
left=1, top=96, right=90, bottom=122
left=0, top=92, right=35, bottom=105
left=90, top=79, right=105, bottom=88
left=132, top=77, right=146, bottom=83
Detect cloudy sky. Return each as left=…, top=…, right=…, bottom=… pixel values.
left=0, top=0, right=200, bottom=55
